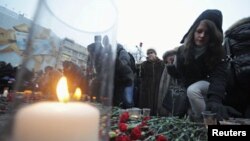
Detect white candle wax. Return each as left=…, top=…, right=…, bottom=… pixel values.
left=13, top=102, right=100, bottom=141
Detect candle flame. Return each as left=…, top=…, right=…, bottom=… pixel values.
left=73, top=87, right=82, bottom=100
left=56, top=76, right=70, bottom=103
left=24, top=90, right=32, bottom=95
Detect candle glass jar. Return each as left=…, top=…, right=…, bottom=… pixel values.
left=142, top=108, right=151, bottom=118
left=3, top=0, right=118, bottom=141
left=128, top=108, right=141, bottom=120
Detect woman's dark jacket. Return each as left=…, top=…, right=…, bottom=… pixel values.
left=168, top=46, right=228, bottom=100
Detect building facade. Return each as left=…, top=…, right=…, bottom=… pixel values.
left=0, top=5, right=88, bottom=72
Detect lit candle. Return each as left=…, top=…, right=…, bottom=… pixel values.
left=13, top=76, right=100, bottom=141
left=73, top=87, right=82, bottom=101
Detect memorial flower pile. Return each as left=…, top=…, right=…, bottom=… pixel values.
left=109, top=111, right=168, bottom=141
left=109, top=107, right=207, bottom=141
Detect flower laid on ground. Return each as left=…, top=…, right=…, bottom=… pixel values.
left=110, top=107, right=207, bottom=141
left=109, top=111, right=168, bottom=141
left=156, top=135, right=168, bottom=141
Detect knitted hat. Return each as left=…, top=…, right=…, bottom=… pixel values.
left=147, top=48, right=157, bottom=55
left=180, top=9, right=223, bottom=43
left=162, top=49, right=177, bottom=60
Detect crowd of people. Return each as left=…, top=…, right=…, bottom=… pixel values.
left=0, top=9, right=249, bottom=123
left=108, top=9, right=250, bottom=122
left=136, top=9, right=250, bottom=121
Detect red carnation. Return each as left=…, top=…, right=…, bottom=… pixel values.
left=115, top=135, right=131, bottom=141
left=156, top=135, right=168, bottom=141
left=140, top=120, right=148, bottom=127
left=130, top=126, right=142, bottom=140
left=143, top=116, right=150, bottom=121
left=120, top=111, right=129, bottom=123
left=119, top=123, right=128, bottom=132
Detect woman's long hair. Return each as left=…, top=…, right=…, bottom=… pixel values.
left=183, top=19, right=224, bottom=70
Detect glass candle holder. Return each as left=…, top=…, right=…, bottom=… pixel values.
left=142, top=108, right=151, bottom=117
left=201, top=111, right=217, bottom=129
left=0, top=0, right=118, bottom=141
left=128, top=108, right=141, bottom=120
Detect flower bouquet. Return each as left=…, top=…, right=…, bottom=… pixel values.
left=109, top=110, right=168, bottom=141
left=109, top=107, right=207, bottom=141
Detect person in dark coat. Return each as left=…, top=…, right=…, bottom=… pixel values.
left=86, top=35, right=104, bottom=98
left=113, top=43, right=134, bottom=108
left=87, top=35, right=103, bottom=76
left=167, top=9, right=241, bottom=120
left=223, top=17, right=250, bottom=118
left=139, top=48, right=165, bottom=116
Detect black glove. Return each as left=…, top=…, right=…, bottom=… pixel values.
left=206, top=100, right=242, bottom=121
left=166, top=64, right=177, bottom=77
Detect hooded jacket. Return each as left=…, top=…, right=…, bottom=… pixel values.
left=180, top=9, right=223, bottom=43
left=168, top=9, right=227, bottom=101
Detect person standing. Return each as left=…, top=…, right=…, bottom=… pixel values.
left=86, top=35, right=104, bottom=98
left=87, top=35, right=103, bottom=78
left=157, top=49, right=177, bottom=116
left=113, top=43, right=135, bottom=108
left=139, top=48, right=165, bottom=116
